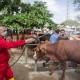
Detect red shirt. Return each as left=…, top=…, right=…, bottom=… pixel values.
left=0, top=36, right=26, bottom=64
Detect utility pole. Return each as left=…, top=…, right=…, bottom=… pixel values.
left=66, top=0, right=70, bottom=26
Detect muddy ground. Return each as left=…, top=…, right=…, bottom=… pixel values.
left=9, top=48, right=80, bottom=80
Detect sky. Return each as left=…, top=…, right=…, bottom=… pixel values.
left=22, top=0, right=79, bottom=24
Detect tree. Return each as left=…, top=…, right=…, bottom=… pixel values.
left=74, top=0, right=80, bottom=10
left=0, top=0, right=11, bottom=11
left=74, top=0, right=80, bottom=20
left=61, top=19, right=79, bottom=27
left=0, top=0, right=21, bottom=14
left=0, top=1, right=57, bottom=30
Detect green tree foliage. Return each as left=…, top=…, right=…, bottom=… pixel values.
left=61, top=19, right=79, bottom=27
left=0, top=0, right=11, bottom=10
left=74, top=0, right=80, bottom=21
left=0, top=0, right=21, bottom=14
left=0, top=1, right=57, bottom=29
left=74, top=0, right=80, bottom=10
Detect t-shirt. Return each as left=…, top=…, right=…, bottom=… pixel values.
left=50, top=33, right=59, bottom=44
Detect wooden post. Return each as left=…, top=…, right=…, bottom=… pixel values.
left=34, top=51, right=37, bottom=72
left=24, top=44, right=38, bottom=68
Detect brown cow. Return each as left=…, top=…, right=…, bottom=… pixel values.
left=35, top=40, right=80, bottom=80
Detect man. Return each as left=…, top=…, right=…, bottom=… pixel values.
left=0, top=26, right=35, bottom=80
left=59, top=29, right=69, bottom=40
left=50, top=29, right=60, bottom=43
left=43, top=29, right=60, bottom=67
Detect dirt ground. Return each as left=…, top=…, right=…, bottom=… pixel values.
left=9, top=48, right=80, bottom=80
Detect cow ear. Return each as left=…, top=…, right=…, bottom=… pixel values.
left=45, top=40, right=49, bottom=43
left=45, top=40, right=50, bottom=44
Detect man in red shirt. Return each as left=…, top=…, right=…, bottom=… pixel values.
left=0, top=26, right=35, bottom=80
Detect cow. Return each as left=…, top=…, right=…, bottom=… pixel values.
left=39, top=33, right=51, bottom=41
left=35, top=40, right=80, bottom=80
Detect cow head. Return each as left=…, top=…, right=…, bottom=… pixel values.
left=34, top=41, right=50, bottom=59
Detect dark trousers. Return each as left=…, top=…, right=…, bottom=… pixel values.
left=45, top=57, right=50, bottom=63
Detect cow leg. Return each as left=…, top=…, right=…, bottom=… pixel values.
left=59, top=61, right=66, bottom=80
left=49, top=62, right=59, bottom=75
